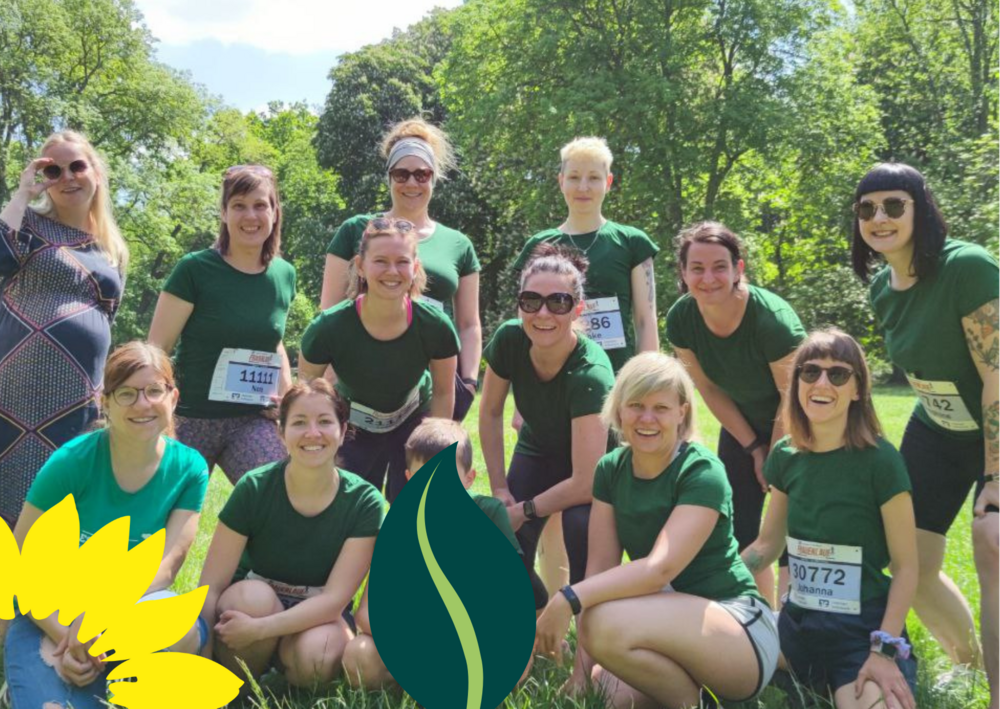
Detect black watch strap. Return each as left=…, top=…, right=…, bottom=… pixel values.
left=523, top=498, right=538, bottom=520
left=560, top=585, right=582, bottom=615
left=462, top=376, right=479, bottom=392
left=742, top=437, right=765, bottom=455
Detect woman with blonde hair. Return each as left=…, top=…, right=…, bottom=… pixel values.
left=320, top=117, right=481, bottom=421
left=742, top=329, right=918, bottom=709
left=0, top=130, right=127, bottom=526
left=535, top=351, right=779, bottom=709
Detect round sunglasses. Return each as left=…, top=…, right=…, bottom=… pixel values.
left=796, top=363, right=855, bottom=386
left=517, top=291, right=577, bottom=315
left=41, top=160, right=89, bottom=181
left=853, top=197, right=911, bottom=221
left=388, top=167, right=434, bottom=184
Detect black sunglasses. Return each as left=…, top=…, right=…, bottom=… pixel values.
left=517, top=291, right=577, bottom=315
left=367, top=217, right=414, bottom=234
left=388, top=167, right=434, bottom=184
left=41, top=160, right=89, bottom=180
left=853, top=197, right=911, bottom=221
left=797, top=364, right=855, bottom=386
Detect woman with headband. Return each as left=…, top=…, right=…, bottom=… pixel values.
left=320, top=118, right=481, bottom=421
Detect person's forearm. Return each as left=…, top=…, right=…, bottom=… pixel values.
left=572, top=556, right=672, bottom=610
left=256, top=594, right=350, bottom=641
left=983, top=374, right=998, bottom=475
left=458, top=325, right=482, bottom=381
left=534, top=475, right=592, bottom=516
left=742, top=540, right=781, bottom=576
left=0, top=190, right=32, bottom=231
left=769, top=398, right=786, bottom=449
left=880, top=563, right=918, bottom=638
left=480, top=413, right=508, bottom=493
left=634, top=317, right=659, bottom=353
left=429, top=382, right=455, bottom=419
left=700, top=383, right=758, bottom=446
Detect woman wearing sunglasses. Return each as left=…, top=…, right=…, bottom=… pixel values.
left=320, top=118, right=481, bottom=422
left=4, top=342, right=210, bottom=709
left=0, top=131, right=127, bottom=528
left=480, top=244, right=614, bottom=609
left=742, top=329, right=918, bottom=709
left=666, top=221, right=805, bottom=599
left=149, top=165, right=296, bottom=486
left=851, top=163, right=998, bottom=705
left=300, top=218, right=459, bottom=502
left=534, top=352, right=779, bottom=709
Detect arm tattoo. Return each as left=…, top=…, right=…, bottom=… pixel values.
left=986, top=399, right=998, bottom=469
left=644, top=260, right=655, bottom=306
left=965, top=298, right=999, bottom=372
left=743, top=548, right=765, bottom=574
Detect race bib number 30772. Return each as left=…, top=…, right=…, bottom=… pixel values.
left=787, top=536, right=862, bottom=615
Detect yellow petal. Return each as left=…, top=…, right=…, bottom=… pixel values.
left=90, top=586, right=208, bottom=661
left=0, top=518, right=18, bottom=619
left=107, top=652, right=243, bottom=709
left=17, top=495, right=79, bottom=619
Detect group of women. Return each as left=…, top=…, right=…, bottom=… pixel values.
left=0, top=122, right=995, bottom=709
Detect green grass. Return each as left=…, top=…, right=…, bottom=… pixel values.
left=2, top=387, right=989, bottom=708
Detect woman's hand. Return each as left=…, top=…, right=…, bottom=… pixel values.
left=507, top=502, right=527, bottom=533
left=534, top=592, right=573, bottom=664
left=17, top=158, right=59, bottom=200
left=855, top=652, right=915, bottom=709
left=751, top=446, right=769, bottom=493
left=215, top=609, right=264, bottom=650
left=493, top=487, right=516, bottom=509
left=974, top=477, right=999, bottom=517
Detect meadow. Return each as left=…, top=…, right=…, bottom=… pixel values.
left=1, top=388, right=988, bottom=709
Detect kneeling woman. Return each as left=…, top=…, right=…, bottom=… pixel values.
left=743, top=329, right=918, bottom=709
left=535, top=352, right=778, bottom=709
left=198, top=380, right=384, bottom=687
left=4, top=342, right=209, bottom=709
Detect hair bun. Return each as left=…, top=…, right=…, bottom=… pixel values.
left=526, top=242, right=589, bottom=276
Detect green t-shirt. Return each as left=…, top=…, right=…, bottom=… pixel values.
left=326, top=213, right=480, bottom=322
left=765, top=436, right=912, bottom=607
left=870, top=239, right=999, bottom=440
left=219, top=461, right=385, bottom=588
left=299, top=299, right=460, bottom=414
left=472, top=493, right=522, bottom=553
left=162, top=249, right=297, bottom=419
left=26, top=429, right=209, bottom=549
left=592, top=443, right=762, bottom=603
left=483, top=320, right=615, bottom=460
left=514, top=221, right=660, bottom=372
left=666, top=285, right=805, bottom=435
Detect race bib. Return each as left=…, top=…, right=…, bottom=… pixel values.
left=787, top=536, right=862, bottom=615
left=208, top=348, right=281, bottom=405
left=420, top=295, right=445, bottom=311
left=246, top=570, right=322, bottom=609
left=582, top=296, right=626, bottom=350
left=349, top=386, right=421, bottom=433
left=906, top=375, right=979, bottom=432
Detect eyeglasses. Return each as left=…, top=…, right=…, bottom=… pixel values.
left=224, top=164, right=274, bottom=179
left=41, top=160, right=89, bottom=180
left=853, top=198, right=911, bottom=221
left=111, top=384, right=173, bottom=407
left=367, top=217, right=414, bottom=234
left=388, top=168, right=434, bottom=184
left=517, top=291, right=577, bottom=315
left=797, top=364, right=855, bottom=386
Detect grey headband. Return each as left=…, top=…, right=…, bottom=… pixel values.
left=386, top=137, right=436, bottom=173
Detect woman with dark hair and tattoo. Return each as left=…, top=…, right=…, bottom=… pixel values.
left=852, top=162, right=998, bottom=707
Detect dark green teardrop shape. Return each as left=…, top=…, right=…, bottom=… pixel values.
left=369, top=444, right=536, bottom=708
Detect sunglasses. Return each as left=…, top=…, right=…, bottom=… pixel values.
left=367, top=217, right=414, bottom=234
left=41, top=160, right=89, bottom=180
left=224, top=164, right=274, bottom=179
left=853, top=197, right=911, bottom=221
left=797, top=364, right=855, bottom=386
left=517, top=291, right=577, bottom=315
left=111, top=383, right=173, bottom=407
left=388, top=168, right=434, bottom=184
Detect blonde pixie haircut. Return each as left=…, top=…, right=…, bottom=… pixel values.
left=35, top=131, right=129, bottom=270
left=601, top=352, right=697, bottom=444
left=560, top=136, right=614, bottom=174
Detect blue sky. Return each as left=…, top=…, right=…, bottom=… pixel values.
left=135, top=0, right=464, bottom=112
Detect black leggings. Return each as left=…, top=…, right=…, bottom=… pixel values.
left=718, top=428, right=788, bottom=567
left=507, top=451, right=591, bottom=609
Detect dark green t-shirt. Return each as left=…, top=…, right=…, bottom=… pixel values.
left=472, top=493, right=522, bottom=553
left=514, top=221, right=659, bottom=372
left=326, top=214, right=480, bottom=322
left=162, top=249, right=296, bottom=419
left=592, top=443, right=762, bottom=603
left=765, top=437, right=912, bottom=609
left=483, top=320, right=615, bottom=460
left=666, top=285, right=805, bottom=435
left=219, top=461, right=385, bottom=588
left=870, top=239, right=999, bottom=440
left=300, top=299, right=459, bottom=414
left=27, top=429, right=209, bottom=549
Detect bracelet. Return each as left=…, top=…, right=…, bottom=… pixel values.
left=742, top=437, right=765, bottom=456
left=985, top=472, right=999, bottom=484
left=462, top=377, right=479, bottom=392
left=559, top=585, right=582, bottom=615
left=869, top=630, right=911, bottom=660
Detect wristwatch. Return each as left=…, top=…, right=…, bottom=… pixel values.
left=870, top=636, right=899, bottom=660
left=742, top=436, right=765, bottom=455
left=462, top=376, right=479, bottom=392
left=560, top=585, right=582, bottom=615
left=523, top=498, right=538, bottom=520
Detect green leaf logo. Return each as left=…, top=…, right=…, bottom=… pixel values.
left=369, top=444, right=536, bottom=708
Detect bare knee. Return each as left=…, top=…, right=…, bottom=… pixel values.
left=343, top=634, right=393, bottom=690
left=580, top=604, right=627, bottom=661
left=218, top=580, right=283, bottom=618
left=281, top=623, right=350, bottom=687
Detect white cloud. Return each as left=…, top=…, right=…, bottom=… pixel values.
left=134, top=0, right=464, bottom=56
